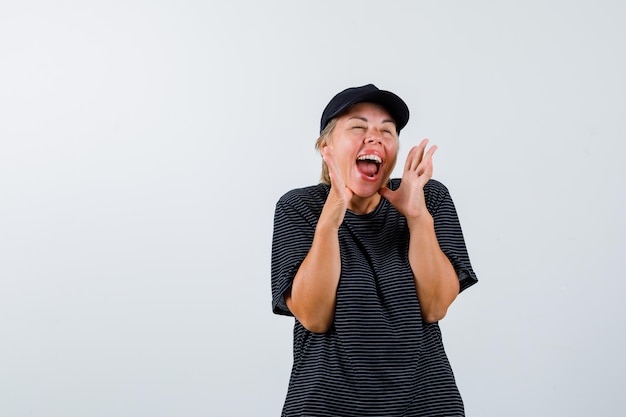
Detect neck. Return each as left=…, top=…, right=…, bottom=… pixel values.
left=348, top=193, right=381, bottom=215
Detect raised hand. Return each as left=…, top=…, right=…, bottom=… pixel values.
left=379, top=138, right=437, bottom=225
left=321, top=146, right=354, bottom=228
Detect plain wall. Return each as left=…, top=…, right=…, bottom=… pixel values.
left=1, top=1, right=624, bottom=416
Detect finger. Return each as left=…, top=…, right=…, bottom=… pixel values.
left=322, top=145, right=334, bottom=167
left=407, top=139, right=429, bottom=172
left=415, top=143, right=436, bottom=170
left=418, top=138, right=430, bottom=150
left=324, top=147, right=353, bottom=200
left=421, top=144, right=437, bottom=167
left=403, top=146, right=419, bottom=174
left=417, top=145, right=437, bottom=182
left=323, top=147, right=342, bottom=185
left=378, top=185, right=392, bottom=201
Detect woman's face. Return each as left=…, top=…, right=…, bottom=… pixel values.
left=327, top=102, right=399, bottom=199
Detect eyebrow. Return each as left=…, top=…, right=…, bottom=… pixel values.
left=348, top=116, right=396, bottom=125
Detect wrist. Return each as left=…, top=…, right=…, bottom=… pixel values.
left=316, top=215, right=342, bottom=233
left=406, top=210, right=433, bottom=231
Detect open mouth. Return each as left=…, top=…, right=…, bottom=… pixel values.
left=356, top=154, right=382, bottom=178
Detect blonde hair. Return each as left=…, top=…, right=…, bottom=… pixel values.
left=314, top=118, right=338, bottom=184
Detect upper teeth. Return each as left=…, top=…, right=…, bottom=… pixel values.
left=357, top=154, right=382, bottom=163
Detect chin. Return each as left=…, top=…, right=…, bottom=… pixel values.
left=351, top=182, right=383, bottom=198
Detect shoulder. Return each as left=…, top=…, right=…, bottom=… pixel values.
left=424, top=178, right=450, bottom=198
left=275, top=184, right=329, bottom=220
left=277, top=183, right=329, bottom=206
left=274, top=184, right=328, bottom=227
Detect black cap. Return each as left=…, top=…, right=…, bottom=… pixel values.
left=320, top=84, right=410, bottom=134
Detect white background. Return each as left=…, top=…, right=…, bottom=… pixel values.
left=1, top=1, right=625, bottom=416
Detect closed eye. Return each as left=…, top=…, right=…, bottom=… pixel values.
left=381, top=125, right=397, bottom=137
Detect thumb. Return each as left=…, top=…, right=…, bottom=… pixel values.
left=379, top=186, right=393, bottom=201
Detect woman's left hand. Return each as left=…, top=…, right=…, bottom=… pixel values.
left=379, top=138, right=437, bottom=225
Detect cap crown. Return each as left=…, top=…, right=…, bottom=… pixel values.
left=320, top=84, right=409, bottom=134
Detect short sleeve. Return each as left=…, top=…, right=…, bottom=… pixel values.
left=271, top=193, right=319, bottom=316
left=426, top=181, right=478, bottom=292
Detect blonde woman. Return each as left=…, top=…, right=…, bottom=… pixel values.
left=271, top=84, right=478, bottom=416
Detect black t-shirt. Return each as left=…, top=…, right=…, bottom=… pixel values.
left=271, top=178, right=478, bottom=417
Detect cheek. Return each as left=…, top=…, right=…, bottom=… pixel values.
left=386, top=147, right=399, bottom=171
left=385, top=157, right=397, bottom=175
left=332, top=144, right=357, bottom=166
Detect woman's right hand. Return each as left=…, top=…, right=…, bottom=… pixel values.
left=286, top=145, right=346, bottom=333
left=322, top=146, right=353, bottom=228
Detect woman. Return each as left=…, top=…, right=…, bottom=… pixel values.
left=271, top=84, right=478, bottom=416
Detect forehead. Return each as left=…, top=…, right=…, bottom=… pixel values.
left=339, top=102, right=395, bottom=123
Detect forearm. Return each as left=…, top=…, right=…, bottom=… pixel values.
left=408, top=213, right=460, bottom=323
left=286, top=218, right=341, bottom=333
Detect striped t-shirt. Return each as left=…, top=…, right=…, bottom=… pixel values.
left=271, top=178, right=478, bottom=417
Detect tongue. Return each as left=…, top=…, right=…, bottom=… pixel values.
left=357, top=160, right=378, bottom=177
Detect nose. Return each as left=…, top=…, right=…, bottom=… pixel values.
left=365, top=132, right=382, bottom=144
